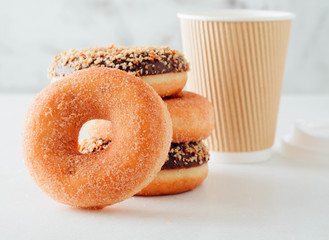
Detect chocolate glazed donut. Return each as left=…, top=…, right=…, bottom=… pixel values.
left=79, top=139, right=210, bottom=196
left=48, top=45, right=189, bottom=97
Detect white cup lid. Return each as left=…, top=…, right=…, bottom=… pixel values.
left=280, top=120, right=329, bottom=161
left=178, top=9, right=295, bottom=22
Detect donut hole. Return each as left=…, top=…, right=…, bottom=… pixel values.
left=78, top=120, right=112, bottom=154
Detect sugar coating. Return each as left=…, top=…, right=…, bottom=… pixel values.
left=87, top=91, right=215, bottom=144
left=22, top=67, right=172, bottom=208
left=164, top=91, right=215, bottom=143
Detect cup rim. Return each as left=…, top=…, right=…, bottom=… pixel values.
left=177, top=9, right=295, bottom=22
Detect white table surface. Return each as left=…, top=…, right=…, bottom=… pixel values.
left=0, top=94, right=328, bottom=240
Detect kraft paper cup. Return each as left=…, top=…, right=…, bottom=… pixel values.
left=178, top=10, right=295, bottom=163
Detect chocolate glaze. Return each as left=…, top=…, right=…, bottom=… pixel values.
left=79, top=138, right=208, bottom=170
left=161, top=142, right=209, bottom=170
left=49, top=46, right=189, bottom=79
left=54, top=58, right=187, bottom=78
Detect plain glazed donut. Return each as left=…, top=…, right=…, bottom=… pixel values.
left=22, top=67, right=172, bottom=208
left=48, top=45, right=189, bottom=97
left=86, top=91, right=215, bottom=143
left=79, top=139, right=210, bottom=196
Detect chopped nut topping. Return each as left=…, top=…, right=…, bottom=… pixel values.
left=78, top=137, right=111, bottom=154
left=78, top=138, right=209, bottom=170
left=163, top=141, right=209, bottom=169
left=48, top=45, right=189, bottom=79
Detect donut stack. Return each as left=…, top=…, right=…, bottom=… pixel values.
left=48, top=45, right=215, bottom=195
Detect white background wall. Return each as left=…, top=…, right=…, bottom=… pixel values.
left=0, top=0, right=328, bottom=93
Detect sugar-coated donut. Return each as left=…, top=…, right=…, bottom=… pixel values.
left=79, top=140, right=209, bottom=196
left=165, top=91, right=215, bottom=143
left=48, top=45, right=189, bottom=97
left=86, top=91, right=215, bottom=143
left=22, top=67, right=172, bottom=208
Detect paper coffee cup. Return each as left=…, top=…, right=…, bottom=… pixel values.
left=178, top=10, right=295, bottom=163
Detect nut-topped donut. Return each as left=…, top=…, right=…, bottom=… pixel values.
left=22, top=67, right=172, bottom=208
left=80, top=139, right=210, bottom=196
left=48, top=45, right=189, bottom=97
left=137, top=141, right=209, bottom=196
